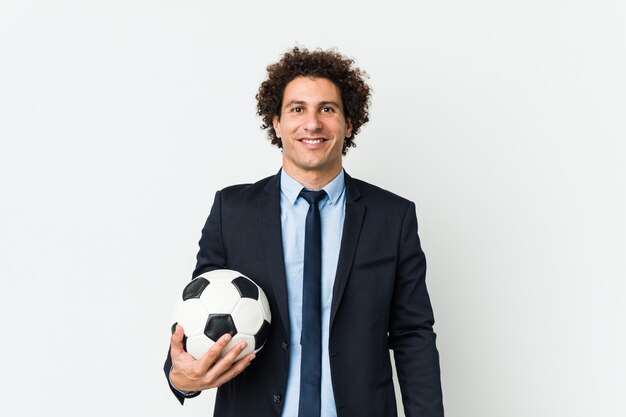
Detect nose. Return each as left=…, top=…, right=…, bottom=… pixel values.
left=303, top=111, right=323, bottom=132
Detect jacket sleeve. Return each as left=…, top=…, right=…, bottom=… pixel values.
left=388, top=202, right=444, bottom=417
left=163, top=191, right=227, bottom=404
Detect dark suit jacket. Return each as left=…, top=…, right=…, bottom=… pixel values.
left=164, top=171, right=444, bottom=417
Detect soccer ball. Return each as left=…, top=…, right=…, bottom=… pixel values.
left=175, top=269, right=271, bottom=361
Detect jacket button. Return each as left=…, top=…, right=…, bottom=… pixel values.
left=281, top=341, right=288, bottom=351
left=273, top=394, right=282, bottom=404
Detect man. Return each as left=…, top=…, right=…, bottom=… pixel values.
left=164, top=46, right=444, bottom=417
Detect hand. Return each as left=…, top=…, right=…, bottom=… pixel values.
left=169, top=324, right=255, bottom=392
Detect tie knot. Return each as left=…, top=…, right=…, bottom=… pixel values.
left=299, top=189, right=327, bottom=205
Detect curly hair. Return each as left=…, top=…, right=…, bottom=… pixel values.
left=256, top=46, right=371, bottom=155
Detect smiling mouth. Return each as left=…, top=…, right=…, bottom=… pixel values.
left=299, top=138, right=327, bottom=144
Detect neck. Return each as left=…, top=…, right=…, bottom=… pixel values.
left=282, top=164, right=342, bottom=191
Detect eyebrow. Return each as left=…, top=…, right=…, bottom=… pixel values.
left=283, top=100, right=342, bottom=109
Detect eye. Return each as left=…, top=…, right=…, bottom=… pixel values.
left=290, top=106, right=304, bottom=113
left=321, top=106, right=335, bottom=113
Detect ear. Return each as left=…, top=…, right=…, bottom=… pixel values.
left=272, top=115, right=282, bottom=138
left=344, top=117, right=353, bottom=138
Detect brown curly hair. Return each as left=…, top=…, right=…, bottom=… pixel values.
left=256, top=46, right=371, bottom=155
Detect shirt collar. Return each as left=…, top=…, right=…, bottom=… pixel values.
left=280, top=168, right=346, bottom=206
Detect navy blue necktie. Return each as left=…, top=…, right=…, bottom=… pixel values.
left=298, top=189, right=326, bottom=417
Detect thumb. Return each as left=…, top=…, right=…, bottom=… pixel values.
left=170, top=323, right=185, bottom=357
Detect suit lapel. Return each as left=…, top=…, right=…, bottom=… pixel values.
left=330, top=173, right=364, bottom=329
left=258, top=171, right=365, bottom=336
left=258, top=173, right=290, bottom=338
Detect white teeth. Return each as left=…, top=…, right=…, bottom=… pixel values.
left=302, top=139, right=323, bottom=144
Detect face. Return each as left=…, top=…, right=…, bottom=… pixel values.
left=273, top=76, right=352, bottom=181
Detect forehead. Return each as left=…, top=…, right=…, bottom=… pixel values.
left=281, top=76, right=342, bottom=106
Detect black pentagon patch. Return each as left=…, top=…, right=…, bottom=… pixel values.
left=254, top=320, right=270, bottom=350
left=182, top=277, right=210, bottom=300
left=231, top=276, right=258, bottom=300
left=204, top=314, right=237, bottom=341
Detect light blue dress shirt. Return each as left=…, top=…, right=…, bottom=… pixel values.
left=280, top=169, right=346, bottom=417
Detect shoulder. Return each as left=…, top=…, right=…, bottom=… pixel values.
left=347, top=175, right=420, bottom=234
left=348, top=175, right=414, bottom=211
left=216, top=174, right=276, bottom=203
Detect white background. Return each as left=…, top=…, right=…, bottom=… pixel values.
left=1, top=1, right=624, bottom=416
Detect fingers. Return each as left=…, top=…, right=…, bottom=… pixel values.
left=170, top=328, right=255, bottom=391
left=196, top=333, right=233, bottom=372
left=210, top=353, right=255, bottom=388
left=205, top=340, right=249, bottom=380
left=170, top=324, right=185, bottom=357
